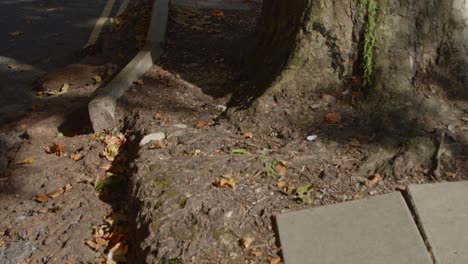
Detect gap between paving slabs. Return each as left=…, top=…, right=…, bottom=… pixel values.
left=276, top=183, right=468, bottom=264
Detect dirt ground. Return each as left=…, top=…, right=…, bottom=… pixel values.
left=115, top=5, right=467, bottom=264
left=0, top=0, right=152, bottom=263
left=1, top=1, right=467, bottom=264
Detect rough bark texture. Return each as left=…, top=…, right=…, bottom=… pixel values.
left=228, top=0, right=467, bottom=136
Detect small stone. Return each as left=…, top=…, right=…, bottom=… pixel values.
left=368, top=190, right=378, bottom=195
left=173, top=124, right=187, bottom=129
left=309, top=104, right=321, bottom=110
left=139, top=132, right=165, bottom=146
left=215, top=105, right=227, bottom=112
left=225, top=211, right=233, bottom=218
left=306, top=135, right=318, bottom=141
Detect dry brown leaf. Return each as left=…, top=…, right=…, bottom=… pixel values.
left=353, top=193, right=366, bottom=200
left=102, top=133, right=126, bottom=161
left=251, top=249, right=263, bottom=257
left=241, top=237, right=254, bottom=249
left=213, top=175, right=236, bottom=188
left=31, top=104, right=39, bottom=111
left=100, top=163, right=112, bottom=171
left=36, top=194, right=49, bottom=203
left=211, top=10, right=224, bottom=17
left=16, top=158, right=35, bottom=165
left=46, top=188, right=65, bottom=198
left=45, top=143, right=64, bottom=156
left=325, top=111, right=341, bottom=123
left=149, top=140, right=166, bottom=149
left=269, top=257, right=281, bottom=264
left=7, top=64, right=21, bottom=70
left=85, top=240, right=99, bottom=251
left=274, top=161, right=288, bottom=177
left=64, top=183, right=72, bottom=192
left=109, top=242, right=128, bottom=262
left=195, top=121, right=208, bottom=127
left=242, top=132, right=254, bottom=139
left=93, top=75, right=102, bottom=83
left=276, top=181, right=287, bottom=189
left=70, top=153, right=82, bottom=161
left=365, top=174, right=382, bottom=187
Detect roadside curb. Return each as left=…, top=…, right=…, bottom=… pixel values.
left=88, top=0, right=169, bottom=132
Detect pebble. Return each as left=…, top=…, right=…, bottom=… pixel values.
left=309, top=103, right=321, bottom=110
left=306, top=135, right=318, bottom=141
left=215, top=105, right=227, bottom=112
left=173, top=124, right=187, bottom=129
left=139, top=132, right=165, bottom=146
left=225, top=211, right=233, bottom=218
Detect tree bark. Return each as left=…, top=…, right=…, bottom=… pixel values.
left=228, top=0, right=467, bottom=135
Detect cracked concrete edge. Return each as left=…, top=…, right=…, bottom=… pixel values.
left=403, top=188, right=439, bottom=264
left=88, top=0, right=169, bottom=132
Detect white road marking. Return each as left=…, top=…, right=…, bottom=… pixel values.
left=83, top=0, right=116, bottom=48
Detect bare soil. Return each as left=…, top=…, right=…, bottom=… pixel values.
left=114, top=5, right=467, bottom=264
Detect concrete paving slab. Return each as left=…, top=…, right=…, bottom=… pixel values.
left=408, top=182, right=468, bottom=264
left=276, top=192, right=432, bottom=264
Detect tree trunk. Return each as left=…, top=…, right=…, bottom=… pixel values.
left=228, top=0, right=467, bottom=136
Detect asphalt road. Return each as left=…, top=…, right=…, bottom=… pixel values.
left=0, top=0, right=110, bottom=124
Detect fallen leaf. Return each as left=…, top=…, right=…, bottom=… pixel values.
left=276, top=181, right=287, bottom=189
left=365, top=174, right=382, bottom=187
left=109, top=242, right=128, bottom=262
left=231, top=149, right=250, bottom=155
left=353, top=193, right=367, bottom=200
left=36, top=194, right=49, bottom=203
left=242, top=132, right=254, bottom=139
left=149, top=140, right=166, bottom=149
left=93, top=75, right=102, bottom=83
left=274, top=160, right=287, bottom=176
left=46, top=188, right=65, bottom=198
left=213, top=175, right=237, bottom=188
left=195, top=121, right=208, bottom=127
left=44, top=83, right=69, bottom=95
left=211, top=10, right=224, bottom=17
left=45, top=143, right=64, bottom=156
left=85, top=240, right=99, bottom=251
left=325, top=111, right=341, bottom=123
left=7, top=64, right=21, bottom=70
left=70, top=153, right=82, bottom=161
left=8, top=31, right=23, bottom=37
left=16, top=158, right=35, bottom=165
left=102, top=133, right=126, bottom=161
left=100, top=163, right=112, bottom=171
left=269, top=257, right=281, bottom=264
left=31, top=104, right=39, bottom=111
left=241, top=237, right=254, bottom=249
left=64, top=183, right=72, bottom=192
left=251, top=249, right=263, bottom=257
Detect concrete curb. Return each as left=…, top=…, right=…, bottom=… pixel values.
left=88, top=0, right=169, bottom=132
